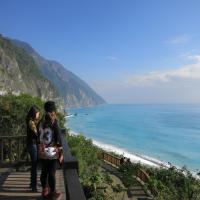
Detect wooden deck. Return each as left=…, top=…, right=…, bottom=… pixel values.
left=0, top=170, right=66, bottom=200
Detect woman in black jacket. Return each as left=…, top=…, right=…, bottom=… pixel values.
left=38, top=101, right=62, bottom=199
left=26, top=106, right=40, bottom=192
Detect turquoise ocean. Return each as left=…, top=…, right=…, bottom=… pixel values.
left=66, top=104, right=200, bottom=171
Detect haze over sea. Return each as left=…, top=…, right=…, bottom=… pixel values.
left=67, top=104, right=200, bottom=171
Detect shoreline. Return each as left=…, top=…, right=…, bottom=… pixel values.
left=68, top=129, right=200, bottom=179
left=68, top=130, right=171, bottom=169
left=69, top=129, right=200, bottom=179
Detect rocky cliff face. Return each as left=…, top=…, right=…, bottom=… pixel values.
left=12, top=39, right=106, bottom=108
left=0, top=35, right=106, bottom=108
left=0, top=36, right=58, bottom=101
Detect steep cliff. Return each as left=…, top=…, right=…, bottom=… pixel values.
left=0, top=35, right=58, bottom=101
left=0, top=35, right=106, bottom=108
left=12, top=39, right=106, bottom=108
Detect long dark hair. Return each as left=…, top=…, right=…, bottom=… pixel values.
left=26, top=106, right=40, bottom=124
left=43, top=111, right=57, bottom=128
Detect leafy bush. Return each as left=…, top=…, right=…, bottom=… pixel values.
left=0, top=93, right=65, bottom=136
left=118, top=162, right=142, bottom=187
left=68, top=134, right=124, bottom=199
left=146, top=166, right=200, bottom=200
left=0, top=93, right=44, bottom=136
left=67, top=134, right=102, bottom=187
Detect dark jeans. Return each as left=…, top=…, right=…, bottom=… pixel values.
left=27, top=144, right=38, bottom=189
left=40, top=159, right=57, bottom=192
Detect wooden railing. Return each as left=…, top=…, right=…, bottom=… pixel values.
left=136, top=168, right=150, bottom=183
left=59, top=129, right=86, bottom=200
left=101, top=152, right=158, bottom=196
left=101, top=152, right=121, bottom=167
left=101, top=152, right=150, bottom=183
left=0, top=135, right=27, bottom=165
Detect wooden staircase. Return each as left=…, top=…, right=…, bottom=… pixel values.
left=100, top=151, right=156, bottom=200
left=102, top=161, right=154, bottom=200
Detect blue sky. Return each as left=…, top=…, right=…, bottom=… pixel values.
left=1, top=0, right=200, bottom=103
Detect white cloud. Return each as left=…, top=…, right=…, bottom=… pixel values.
left=186, top=54, right=200, bottom=62
left=166, top=34, right=189, bottom=45
left=105, top=56, right=118, bottom=61
left=90, top=54, right=200, bottom=104
left=125, top=63, right=200, bottom=87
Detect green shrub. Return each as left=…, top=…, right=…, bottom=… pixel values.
left=0, top=93, right=44, bottom=136
left=0, top=93, right=65, bottom=136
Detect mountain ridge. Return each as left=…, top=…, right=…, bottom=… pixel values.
left=0, top=34, right=106, bottom=108
left=11, top=38, right=106, bottom=108
left=0, top=35, right=59, bottom=100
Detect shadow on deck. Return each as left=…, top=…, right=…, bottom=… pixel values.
left=0, top=170, right=66, bottom=200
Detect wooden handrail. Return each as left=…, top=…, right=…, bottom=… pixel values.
left=136, top=168, right=150, bottom=183
left=59, top=129, right=86, bottom=200
left=102, top=152, right=121, bottom=167
left=101, top=151, right=149, bottom=180
left=0, top=135, right=27, bottom=138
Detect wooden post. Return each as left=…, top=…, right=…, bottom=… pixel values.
left=9, top=139, right=11, bottom=162
left=1, top=139, right=3, bottom=161
left=18, top=138, right=20, bottom=160
left=0, top=135, right=26, bottom=166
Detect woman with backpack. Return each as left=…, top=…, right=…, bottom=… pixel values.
left=26, top=105, right=40, bottom=192
left=38, top=101, right=62, bottom=199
